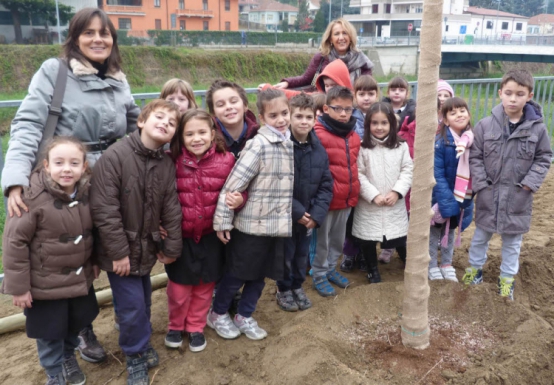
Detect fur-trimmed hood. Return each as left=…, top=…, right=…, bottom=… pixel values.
left=69, top=58, right=126, bottom=82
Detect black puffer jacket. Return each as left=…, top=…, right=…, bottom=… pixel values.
left=382, top=97, right=416, bottom=129
left=291, top=130, right=334, bottom=227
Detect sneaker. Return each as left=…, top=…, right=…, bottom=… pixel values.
left=144, top=347, right=159, bottom=369
left=45, top=373, right=64, bottom=385
left=189, top=332, right=207, bottom=352
left=428, top=267, right=444, bottom=280
left=292, top=288, right=312, bottom=310
left=165, top=330, right=183, bottom=349
left=367, top=266, right=381, bottom=283
left=126, top=354, right=149, bottom=385
left=207, top=309, right=241, bottom=339
left=233, top=314, right=267, bottom=340
left=339, top=254, right=356, bottom=272
left=77, top=326, right=107, bottom=363
left=498, top=277, right=515, bottom=300
left=312, top=275, right=336, bottom=297
left=62, top=354, right=86, bottom=385
left=462, top=267, right=483, bottom=285
left=326, top=270, right=350, bottom=288
left=378, top=249, right=393, bottom=264
left=276, top=290, right=299, bottom=312
left=440, top=265, right=458, bottom=282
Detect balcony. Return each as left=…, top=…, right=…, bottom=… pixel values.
left=344, top=13, right=423, bottom=22
left=104, top=4, right=146, bottom=16
left=176, top=9, right=214, bottom=18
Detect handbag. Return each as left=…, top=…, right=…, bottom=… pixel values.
left=291, top=57, right=325, bottom=93
left=36, top=58, right=68, bottom=162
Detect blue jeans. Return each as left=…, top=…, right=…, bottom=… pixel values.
left=468, top=227, right=523, bottom=278
left=37, top=334, right=79, bottom=376
left=107, top=273, right=152, bottom=356
left=212, top=272, right=265, bottom=318
left=277, top=226, right=310, bottom=292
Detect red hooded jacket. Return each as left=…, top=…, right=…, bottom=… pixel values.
left=175, top=144, right=245, bottom=242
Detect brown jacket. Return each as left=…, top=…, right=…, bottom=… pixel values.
left=90, top=130, right=182, bottom=276
left=1, top=170, right=94, bottom=300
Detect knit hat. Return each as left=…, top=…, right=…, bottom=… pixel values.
left=437, top=79, right=454, bottom=97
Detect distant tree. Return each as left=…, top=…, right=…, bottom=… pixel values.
left=0, top=0, right=73, bottom=44
left=313, top=0, right=327, bottom=32
left=469, top=0, right=544, bottom=16
left=294, top=0, right=310, bottom=31
left=281, top=18, right=289, bottom=32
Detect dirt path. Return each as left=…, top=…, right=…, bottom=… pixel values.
left=1, top=171, right=554, bottom=385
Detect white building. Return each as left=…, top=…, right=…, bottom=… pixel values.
left=248, top=1, right=298, bottom=31
left=465, top=6, right=527, bottom=42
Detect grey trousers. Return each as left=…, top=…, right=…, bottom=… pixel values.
left=36, top=334, right=79, bottom=376
left=429, top=225, right=455, bottom=268
left=469, top=226, right=523, bottom=278
left=312, top=208, right=351, bottom=279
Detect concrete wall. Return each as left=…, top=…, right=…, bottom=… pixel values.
left=365, top=45, right=419, bottom=76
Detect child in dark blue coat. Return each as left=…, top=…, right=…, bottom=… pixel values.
left=276, top=93, right=333, bottom=311
left=430, top=97, right=474, bottom=282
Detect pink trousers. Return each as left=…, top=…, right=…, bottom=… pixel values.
left=166, top=280, right=216, bottom=333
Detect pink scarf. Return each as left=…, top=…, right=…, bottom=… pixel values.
left=450, top=128, right=473, bottom=203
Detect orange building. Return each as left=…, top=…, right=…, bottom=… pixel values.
left=101, top=0, right=239, bottom=34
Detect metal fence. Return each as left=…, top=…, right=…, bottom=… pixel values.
left=2, top=77, right=554, bottom=138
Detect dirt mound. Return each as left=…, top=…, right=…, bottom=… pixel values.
left=1, top=171, right=554, bottom=385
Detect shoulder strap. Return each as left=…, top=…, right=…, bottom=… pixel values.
left=310, top=57, right=325, bottom=87
left=37, top=58, right=68, bottom=160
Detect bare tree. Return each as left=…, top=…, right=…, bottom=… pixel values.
left=401, top=0, right=444, bottom=350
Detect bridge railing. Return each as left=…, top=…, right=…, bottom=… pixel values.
left=2, top=77, right=554, bottom=140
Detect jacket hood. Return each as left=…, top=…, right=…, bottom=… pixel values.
left=316, top=59, right=353, bottom=92
left=26, top=168, right=91, bottom=202
left=491, top=99, right=544, bottom=126
left=69, top=58, right=126, bottom=82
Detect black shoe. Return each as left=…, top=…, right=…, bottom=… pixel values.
left=189, top=332, right=207, bottom=352
left=358, top=254, right=368, bottom=272
left=165, top=330, right=183, bottom=349
left=339, top=254, right=355, bottom=272
left=62, top=354, right=86, bottom=385
left=144, top=346, right=159, bottom=368
left=126, top=354, right=149, bottom=385
left=77, top=326, right=107, bottom=363
left=367, top=267, right=381, bottom=283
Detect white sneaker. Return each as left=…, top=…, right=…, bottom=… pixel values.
left=428, top=267, right=444, bottom=280
left=233, top=315, right=267, bottom=340
left=206, top=309, right=241, bottom=339
left=440, top=265, right=459, bottom=282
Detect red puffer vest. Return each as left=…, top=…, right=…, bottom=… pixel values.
left=314, top=121, right=361, bottom=210
left=175, top=145, right=237, bottom=242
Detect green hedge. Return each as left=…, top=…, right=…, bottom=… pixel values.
left=146, top=30, right=320, bottom=47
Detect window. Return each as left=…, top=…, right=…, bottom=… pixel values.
left=267, top=14, right=274, bottom=21
left=372, top=4, right=378, bottom=13
left=118, top=18, right=131, bottom=29
left=154, top=0, right=160, bottom=6
left=203, top=0, right=208, bottom=10
left=180, top=20, right=186, bottom=30
left=385, top=4, right=391, bottom=13
left=155, top=19, right=161, bottom=29
left=203, top=21, right=209, bottom=30
left=516, top=22, right=522, bottom=31
left=179, top=0, right=184, bottom=9
left=486, top=21, right=493, bottom=29
left=501, top=22, right=508, bottom=30
left=225, top=21, right=231, bottom=30
left=225, top=0, right=230, bottom=11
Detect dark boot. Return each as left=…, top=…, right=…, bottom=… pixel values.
left=340, top=254, right=356, bottom=272
left=367, top=266, right=381, bottom=283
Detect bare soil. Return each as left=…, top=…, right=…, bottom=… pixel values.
left=1, top=170, right=554, bottom=385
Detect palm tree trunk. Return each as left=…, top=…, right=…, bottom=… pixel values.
left=401, top=0, right=444, bottom=350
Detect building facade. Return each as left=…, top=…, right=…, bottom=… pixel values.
left=247, top=1, right=297, bottom=31
left=465, top=6, right=527, bottom=42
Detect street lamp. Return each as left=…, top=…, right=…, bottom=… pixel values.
left=55, top=0, right=61, bottom=44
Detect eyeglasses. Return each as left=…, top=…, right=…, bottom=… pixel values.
left=327, top=105, right=354, bottom=114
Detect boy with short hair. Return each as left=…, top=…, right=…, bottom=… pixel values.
left=90, top=99, right=183, bottom=385
left=463, top=69, right=552, bottom=300
left=312, top=86, right=361, bottom=297
left=275, top=93, right=333, bottom=311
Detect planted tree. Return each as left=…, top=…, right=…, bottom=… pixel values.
left=401, top=0, right=444, bottom=349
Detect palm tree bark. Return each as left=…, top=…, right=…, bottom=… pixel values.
left=401, top=0, right=444, bottom=349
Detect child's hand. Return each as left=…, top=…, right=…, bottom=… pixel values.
left=157, top=251, right=176, bottom=265
left=373, top=195, right=386, bottom=206
left=455, top=144, right=467, bottom=159
left=225, top=192, right=244, bottom=210
left=159, top=225, right=167, bottom=240
left=305, top=218, right=317, bottom=229
left=297, top=212, right=311, bottom=226
left=92, top=265, right=101, bottom=279
left=522, top=185, right=532, bottom=191
left=113, top=256, right=131, bottom=276
left=384, top=191, right=400, bottom=206
left=217, top=230, right=231, bottom=244
left=13, top=291, right=32, bottom=309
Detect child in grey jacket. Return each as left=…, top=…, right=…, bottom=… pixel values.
left=463, top=69, right=552, bottom=300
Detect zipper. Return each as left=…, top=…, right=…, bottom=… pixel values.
left=345, top=138, right=352, bottom=208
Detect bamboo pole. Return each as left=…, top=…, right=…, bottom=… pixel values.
left=0, top=273, right=169, bottom=335
left=401, top=0, right=444, bottom=349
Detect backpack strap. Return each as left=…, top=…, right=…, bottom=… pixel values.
left=37, top=58, right=68, bottom=160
